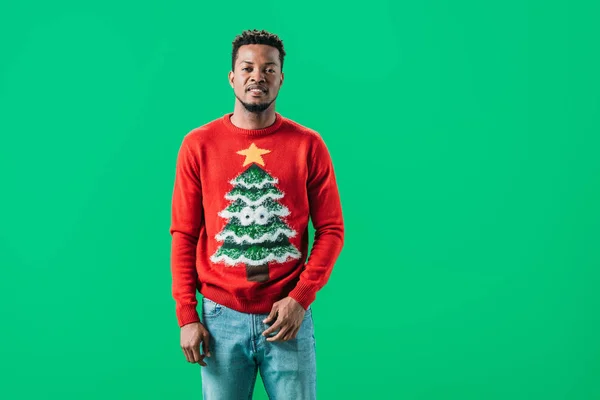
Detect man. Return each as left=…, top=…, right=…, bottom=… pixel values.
left=169, top=29, right=344, bottom=399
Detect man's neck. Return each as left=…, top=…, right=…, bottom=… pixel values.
left=230, top=103, right=277, bottom=130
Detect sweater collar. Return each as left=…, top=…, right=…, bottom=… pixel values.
left=222, top=112, right=283, bottom=136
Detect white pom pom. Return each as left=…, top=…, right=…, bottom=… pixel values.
left=253, top=206, right=270, bottom=225
left=239, top=206, right=254, bottom=226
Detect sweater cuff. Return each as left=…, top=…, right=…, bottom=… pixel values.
left=288, top=281, right=318, bottom=310
left=177, top=304, right=200, bottom=327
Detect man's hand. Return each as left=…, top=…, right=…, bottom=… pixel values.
left=180, top=321, right=211, bottom=366
left=262, top=297, right=306, bottom=342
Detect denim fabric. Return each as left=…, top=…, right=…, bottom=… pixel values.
left=200, top=297, right=317, bottom=400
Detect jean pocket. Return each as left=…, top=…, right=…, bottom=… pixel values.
left=202, top=297, right=223, bottom=318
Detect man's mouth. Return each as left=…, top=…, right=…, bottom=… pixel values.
left=247, top=86, right=267, bottom=95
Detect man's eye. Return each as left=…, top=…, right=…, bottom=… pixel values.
left=267, top=69, right=275, bottom=73
left=242, top=67, right=251, bottom=71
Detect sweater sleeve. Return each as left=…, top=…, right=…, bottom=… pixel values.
left=288, top=134, right=344, bottom=309
left=170, top=136, right=203, bottom=327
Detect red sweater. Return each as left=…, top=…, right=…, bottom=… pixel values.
left=170, top=112, right=344, bottom=327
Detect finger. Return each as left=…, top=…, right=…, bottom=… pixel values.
left=183, top=347, right=192, bottom=363
left=279, top=325, right=292, bottom=341
left=280, top=330, right=292, bottom=342
left=263, top=306, right=278, bottom=324
left=262, top=320, right=283, bottom=337
left=201, top=334, right=211, bottom=357
left=267, top=326, right=290, bottom=342
left=186, top=346, right=206, bottom=365
left=198, top=354, right=207, bottom=367
left=291, top=326, right=301, bottom=339
left=191, top=342, right=202, bottom=363
left=203, top=333, right=212, bottom=357
left=267, top=328, right=288, bottom=342
left=284, top=326, right=299, bottom=341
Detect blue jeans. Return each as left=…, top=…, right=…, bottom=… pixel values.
left=200, top=297, right=317, bottom=400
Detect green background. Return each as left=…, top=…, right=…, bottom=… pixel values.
left=1, top=1, right=598, bottom=399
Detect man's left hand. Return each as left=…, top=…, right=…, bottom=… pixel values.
left=262, top=297, right=306, bottom=342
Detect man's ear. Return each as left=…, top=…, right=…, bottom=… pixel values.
left=228, top=71, right=234, bottom=88
left=280, top=72, right=284, bottom=87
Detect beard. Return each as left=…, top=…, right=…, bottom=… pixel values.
left=235, top=93, right=277, bottom=113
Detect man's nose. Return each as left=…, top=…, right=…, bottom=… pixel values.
left=252, top=69, right=266, bottom=82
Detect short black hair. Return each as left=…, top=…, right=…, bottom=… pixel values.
left=231, top=29, right=286, bottom=71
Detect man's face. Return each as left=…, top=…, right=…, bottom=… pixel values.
left=229, top=44, right=284, bottom=114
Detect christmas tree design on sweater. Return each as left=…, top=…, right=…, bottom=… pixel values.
left=210, top=143, right=301, bottom=282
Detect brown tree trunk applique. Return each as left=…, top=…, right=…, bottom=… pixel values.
left=246, top=263, right=270, bottom=282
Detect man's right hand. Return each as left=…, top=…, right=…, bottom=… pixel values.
left=180, top=321, right=211, bottom=366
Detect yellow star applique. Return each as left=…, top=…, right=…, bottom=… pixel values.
left=236, top=143, right=271, bottom=167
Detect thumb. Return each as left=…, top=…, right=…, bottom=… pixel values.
left=263, top=304, right=278, bottom=323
